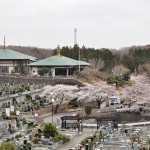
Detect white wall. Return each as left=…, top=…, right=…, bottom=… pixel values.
left=9, top=67, right=13, bottom=73
left=51, top=67, right=55, bottom=77
left=31, top=67, right=38, bottom=76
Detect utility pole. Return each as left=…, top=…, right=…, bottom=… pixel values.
left=3, top=36, right=6, bottom=48
left=74, top=28, right=77, bottom=46
left=74, top=28, right=80, bottom=72
left=79, top=46, right=80, bottom=72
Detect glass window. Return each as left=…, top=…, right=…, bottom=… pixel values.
left=0, top=66, right=9, bottom=73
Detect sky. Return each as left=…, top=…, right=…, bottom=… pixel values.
left=0, top=0, right=150, bottom=49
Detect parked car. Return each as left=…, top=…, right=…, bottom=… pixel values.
left=114, top=102, right=123, bottom=109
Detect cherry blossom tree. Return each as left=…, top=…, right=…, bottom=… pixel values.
left=42, top=81, right=117, bottom=113
left=121, top=75, right=150, bottom=107
left=76, top=81, right=116, bottom=108
left=42, top=84, right=78, bottom=113
left=41, top=74, right=150, bottom=114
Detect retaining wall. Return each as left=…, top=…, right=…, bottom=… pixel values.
left=0, top=76, right=83, bottom=86
left=117, top=112, right=150, bottom=123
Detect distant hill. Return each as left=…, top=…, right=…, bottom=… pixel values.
left=0, top=45, right=53, bottom=60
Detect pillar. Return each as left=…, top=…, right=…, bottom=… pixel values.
left=13, top=60, right=15, bottom=73
left=61, top=119, right=64, bottom=128
left=64, top=120, right=66, bottom=129
left=51, top=68, right=55, bottom=78
left=81, top=119, right=83, bottom=131
left=114, top=120, right=118, bottom=129
left=66, top=67, right=69, bottom=77
left=97, top=120, right=99, bottom=130
left=25, top=60, right=28, bottom=73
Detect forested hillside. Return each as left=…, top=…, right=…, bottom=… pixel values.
left=121, top=47, right=150, bottom=74
left=0, top=45, right=53, bottom=60
left=53, top=45, right=114, bottom=72
left=53, top=45, right=150, bottom=76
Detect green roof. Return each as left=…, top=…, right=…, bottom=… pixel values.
left=28, top=55, right=90, bottom=67
left=0, top=48, right=37, bottom=61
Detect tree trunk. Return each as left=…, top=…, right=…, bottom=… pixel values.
left=97, top=100, right=101, bottom=109
left=53, top=101, right=63, bottom=114
left=97, top=97, right=107, bottom=109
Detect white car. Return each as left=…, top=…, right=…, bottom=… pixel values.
left=114, top=102, right=123, bottom=109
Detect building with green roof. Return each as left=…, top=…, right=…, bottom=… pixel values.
left=29, top=46, right=90, bottom=77
left=0, top=46, right=37, bottom=74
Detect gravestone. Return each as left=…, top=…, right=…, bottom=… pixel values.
left=10, top=105, right=14, bottom=112
left=6, top=108, right=10, bottom=117
left=133, top=142, right=140, bottom=150
left=56, top=117, right=61, bottom=127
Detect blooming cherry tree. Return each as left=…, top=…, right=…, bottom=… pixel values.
left=42, top=81, right=117, bottom=112
left=41, top=75, right=150, bottom=113
left=76, top=81, right=116, bottom=108
left=42, top=84, right=78, bottom=113
left=121, top=75, right=150, bottom=106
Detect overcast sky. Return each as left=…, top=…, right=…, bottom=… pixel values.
left=0, top=0, right=150, bottom=49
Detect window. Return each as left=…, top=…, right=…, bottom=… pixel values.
left=0, top=66, right=9, bottom=73
left=15, top=66, right=25, bottom=73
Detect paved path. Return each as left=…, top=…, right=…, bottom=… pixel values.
left=56, top=131, right=90, bottom=150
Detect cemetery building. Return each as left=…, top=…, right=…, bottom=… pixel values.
left=28, top=46, right=90, bottom=77
left=0, top=46, right=37, bottom=74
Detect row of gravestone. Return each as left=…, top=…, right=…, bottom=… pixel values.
left=0, top=82, right=43, bottom=97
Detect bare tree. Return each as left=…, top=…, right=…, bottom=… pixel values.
left=112, top=64, right=129, bottom=76
left=89, top=58, right=104, bottom=70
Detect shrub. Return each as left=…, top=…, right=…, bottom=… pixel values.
left=68, top=98, right=79, bottom=108
left=107, top=71, right=131, bottom=88
left=15, top=134, right=22, bottom=139
left=1, top=112, right=7, bottom=119
left=38, top=68, right=49, bottom=76
left=32, top=138, right=40, bottom=144
left=54, top=134, right=69, bottom=143
left=43, top=123, right=57, bottom=138
left=24, top=85, right=30, bottom=91
left=27, top=129, right=32, bottom=134
left=8, top=116, right=17, bottom=120
left=34, top=132, right=41, bottom=138
left=84, top=105, right=92, bottom=116
left=0, top=142, right=17, bottom=150
left=148, top=138, right=150, bottom=144
left=22, top=118, right=28, bottom=124
left=35, top=95, right=41, bottom=100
